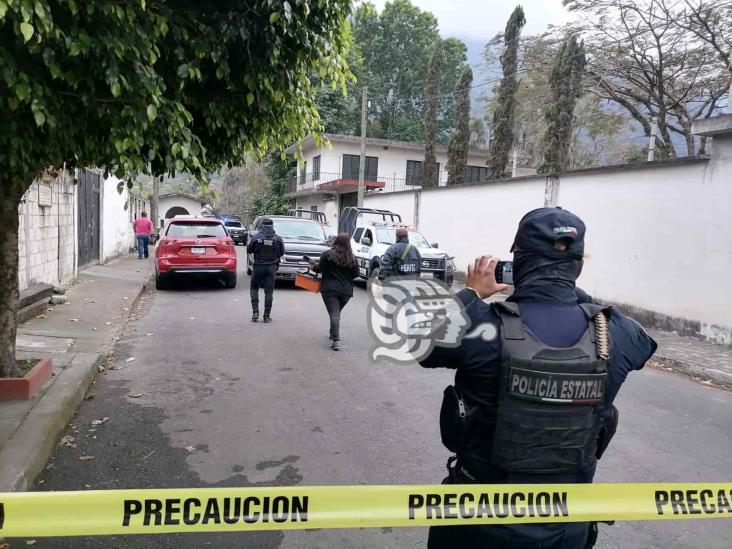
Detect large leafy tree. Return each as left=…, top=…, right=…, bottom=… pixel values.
left=351, top=0, right=467, bottom=142
left=565, top=0, right=729, bottom=157
left=422, top=42, right=443, bottom=188
left=0, top=0, right=351, bottom=376
left=487, top=5, right=526, bottom=179
left=538, top=35, right=586, bottom=173
left=446, top=67, right=473, bottom=185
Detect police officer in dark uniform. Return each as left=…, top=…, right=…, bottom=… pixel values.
left=420, top=207, right=657, bottom=548
left=247, top=218, right=284, bottom=323
left=379, top=227, right=422, bottom=279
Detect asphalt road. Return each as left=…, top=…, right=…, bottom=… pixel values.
left=27, top=247, right=732, bottom=548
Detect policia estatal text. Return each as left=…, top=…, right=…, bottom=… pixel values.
left=419, top=208, right=657, bottom=548
left=247, top=218, right=284, bottom=323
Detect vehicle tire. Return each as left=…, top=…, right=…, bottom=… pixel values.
left=155, top=274, right=167, bottom=290
left=224, top=272, right=237, bottom=289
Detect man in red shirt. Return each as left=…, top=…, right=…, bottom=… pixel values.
left=132, top=211, right=154, bottom=259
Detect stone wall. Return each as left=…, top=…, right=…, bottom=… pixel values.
left=18, top=176, right=77, bottom=291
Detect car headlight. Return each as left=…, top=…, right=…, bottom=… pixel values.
left=447, top=258, right=456, bottom=271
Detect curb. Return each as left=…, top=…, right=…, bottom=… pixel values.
left=0, top=265, right=154, bottom=492
left=0, top=352, right=103, bottom=492
left=653, top=354, right=732, bottom=391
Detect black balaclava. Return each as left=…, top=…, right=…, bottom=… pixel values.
left=508, top=207, right=586, bottom=303
left=260, top=217, right=275, bottom=236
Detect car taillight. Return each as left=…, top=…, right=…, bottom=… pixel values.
left=162, top=240, right=177, bottom=246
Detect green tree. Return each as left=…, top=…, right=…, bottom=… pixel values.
left=538, top=35, right=586, bottom=173
left=0, top=0, right=351, bottom=376
left=446, top=67, right=473, bottom=185
left=242, top=154, right=294, bottom=222
left=487, top=5, right=526, bottom=179
left=422, top=42, right=443, bottom=188
left=350, top=1, right=467, bottom=141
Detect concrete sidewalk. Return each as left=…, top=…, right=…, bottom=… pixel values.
left=650, top=329, right=732, bottom=389
left=0, top=254, right=154, bottom=491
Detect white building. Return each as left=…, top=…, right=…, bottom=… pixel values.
left=284, top=134, right=491, bottom=225
left=157, top=192, right=209, bottom=229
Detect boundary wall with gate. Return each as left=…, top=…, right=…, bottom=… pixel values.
left=365, top=134, right=732, bottom=344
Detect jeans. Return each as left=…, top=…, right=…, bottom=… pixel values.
left=136, top=235, right=150, bottom=258
left=322, top=292, right=351, bottom=341
left=250, top=264, right=277, bottom=315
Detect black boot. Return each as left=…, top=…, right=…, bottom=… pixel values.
left=263, top=314, right=271, bottom=323
left=331, top=339, right=340, bottom=351
left=252, top=311, right=259, bottom=322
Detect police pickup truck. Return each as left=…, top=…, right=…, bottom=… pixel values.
left=345, top=208, right=455, bottom=285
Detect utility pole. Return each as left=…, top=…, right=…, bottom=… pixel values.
left=357, top=89, right=368, bottom=207
left=152, top=175, right=160, bottom=229
left=728, top=72, right=732, bottom=114
left=647, top=117, right=657, bottom=162
left=511, top=146, right=518, bottom=178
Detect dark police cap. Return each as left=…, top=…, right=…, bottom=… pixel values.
left=261, top=218, right=273, bottom=226
left=511, top=207, right=585, bottom=257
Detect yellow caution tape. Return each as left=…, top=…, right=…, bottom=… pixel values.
left=1, top=483, right=730, bottom=537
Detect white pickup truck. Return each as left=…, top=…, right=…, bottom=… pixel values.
left=349, top=220, right=455, bottom=285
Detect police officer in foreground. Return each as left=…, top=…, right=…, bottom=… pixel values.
left=247, top=218, right=284, bottom=323
left=420, top=207, right=657, bottom=548
left=379, top=227, right=422, bottom=279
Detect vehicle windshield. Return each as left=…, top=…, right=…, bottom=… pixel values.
left=224, top=221, right=243, bottom=228
left=270, top=219, right=326, bottom=241
left=376, top=229, right=431, bottom=248
left=166, top=222, right=227, bottom=238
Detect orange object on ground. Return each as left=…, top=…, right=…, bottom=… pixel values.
left=295, top=273, right=321, bottom=293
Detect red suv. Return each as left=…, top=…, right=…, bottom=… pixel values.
left=155, top=217, right=237, bottom=289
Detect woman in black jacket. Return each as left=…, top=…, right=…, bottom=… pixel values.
left=310, top=234, right=360, bottom=351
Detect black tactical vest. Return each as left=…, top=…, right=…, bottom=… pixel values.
left=395, top=243, right=421, bottom=275
left=254, top=236, right=278, bottom=263
left=490, top=301, right=610, bottom=475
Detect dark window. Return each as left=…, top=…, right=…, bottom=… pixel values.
left=362, top=229, right=373, bottom=244
left=300, top=161, right=307, bottom=185
left=464, top=165, right=489, bottom=183
left=166, top=222, right=226, bottom=238
left=310, top=205, right=318, bottom=211
left=312, top=155, right=321, bottom=180
left=352, top=228, right=364, bottom=243
left=342, top=154, right=378, bottom=180
left=406, top=160, right=439, bottom=186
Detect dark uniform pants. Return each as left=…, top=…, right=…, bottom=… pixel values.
left=321, top=292, right=351, bottom=341
left=250, top=264, right=277, bottom=314
left=427, top=459, right=597, bottom=549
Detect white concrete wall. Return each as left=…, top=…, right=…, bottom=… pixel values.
left=18, top=176, right=76, bottom=291
left=101, top=176, right=148, bottom=262
left=365, top=153, right=732, bottom=335
left=302, top=141, right=489, bottom=185
left=294, top=194, right=340, bottom=225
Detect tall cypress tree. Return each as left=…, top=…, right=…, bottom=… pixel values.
left=423, top=42, right=443, bottom=188
left=446, top=67, right=473, bottom=185
left=538, top=35, right=586, bottom=173
left=487, top=6, right=526, bottom=180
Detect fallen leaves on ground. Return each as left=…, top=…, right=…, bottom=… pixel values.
left=78, top=455, right=96, bottom=462
left=125, top=357, right=136, bottom=363
left=185, top=446, right=196, bottom=452
left=68, top=318, right=80, bottom=322
left=91, top=417, right=109, bottom=426
left=128, top=392, right=144, bottom=398
left=59, top=435, right=76, bottom=448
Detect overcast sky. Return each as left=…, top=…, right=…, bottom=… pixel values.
left=368, top=0, right=574, bottom=42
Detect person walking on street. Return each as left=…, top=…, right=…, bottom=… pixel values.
left=418, top=207, right=657, bottom=549
left=309, top=234, right=360, bottom=351
left=132, top=212, right=154, bottom=259
left=378, top=227, right=421, bottom=279
left=247, top=218, right=284, bottom=323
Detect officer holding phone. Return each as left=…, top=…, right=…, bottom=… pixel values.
left=418, top=207, right=657, bottom=548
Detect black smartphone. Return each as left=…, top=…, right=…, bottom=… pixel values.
left=495, top=261, right=514, bottom=285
